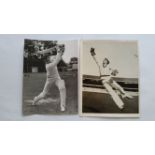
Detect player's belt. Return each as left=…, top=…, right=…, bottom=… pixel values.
left=100, top=75, right=110, bottom=78
left=47, top=76, right=56, bottom=79
left=47, top=76, right=60, bottom=79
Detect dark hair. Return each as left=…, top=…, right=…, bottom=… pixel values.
left=58, top=44, right=65, bottom=53
left=103, top=58, right=110, bottom=64
left=51, top=47, right=57, bottom=55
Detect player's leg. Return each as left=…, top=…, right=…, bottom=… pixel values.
left=111, top=81, right=133, bottom=99
left=55, top=79, right=66, bottom=111
left=102, top=81, right=124, bottom=109
left=111, top=80, right=125, bottom=93
left=32, top=80, right=50, bottom=105
left=38, top=97, right=59, bottom=105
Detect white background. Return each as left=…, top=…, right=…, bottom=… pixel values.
left=0, top=0, right=155, bottom=155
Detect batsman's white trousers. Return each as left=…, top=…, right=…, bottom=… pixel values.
left=38, top=77, right=66, bottom=108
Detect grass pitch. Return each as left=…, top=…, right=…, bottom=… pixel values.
left=23, top=71, right=78, bottom=115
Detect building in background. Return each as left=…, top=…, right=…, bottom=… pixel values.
left=68, top=57, right=78, bottom=71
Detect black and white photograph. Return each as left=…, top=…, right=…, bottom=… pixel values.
left=23, top=39, right=78, bottom=115
left=80, top=40, right=139, bottom=117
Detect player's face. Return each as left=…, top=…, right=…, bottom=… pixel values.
left=102, top=59, right=109, bottom=68
left=61, top=46, right=65, bottom=53
left=34, top=46, right=39, bottom=52
left=49, top=55, right=56, bottom=63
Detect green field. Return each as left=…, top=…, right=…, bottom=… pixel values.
left=23, top=72, right=78, bottom=115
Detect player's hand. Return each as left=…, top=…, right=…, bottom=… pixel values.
left=90, top=48, right=96, bottom=56
left=111, top=69, right=119, bottom=76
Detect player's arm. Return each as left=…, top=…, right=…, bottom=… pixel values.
left=49, top=48, right=63, bottom=67
left=38, top=47, right=55, bottom=55
left=111, top=68, right=119, bottom=76
left=90, top=48, right=102, bottom=76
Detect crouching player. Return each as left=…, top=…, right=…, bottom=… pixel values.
left=32, top=45, right=66, bottom=111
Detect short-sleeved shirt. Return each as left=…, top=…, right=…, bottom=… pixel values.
left=100, top=66, right=112, bottom=76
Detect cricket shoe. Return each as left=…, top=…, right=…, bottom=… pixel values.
left=60, top=105, right=66, bottom=112
left=119, top=104, right=124, bottom=110
left=122, top=93, right=133, bottom=99
left=32, top=97, right=38, bottom=105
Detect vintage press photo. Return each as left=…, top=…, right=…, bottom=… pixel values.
left=23, top=39, right=78, bottom=115
left=80, top=40, right=139, bottom=117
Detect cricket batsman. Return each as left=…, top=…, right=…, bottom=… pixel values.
left=32, top=44, right=66, bottom=112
